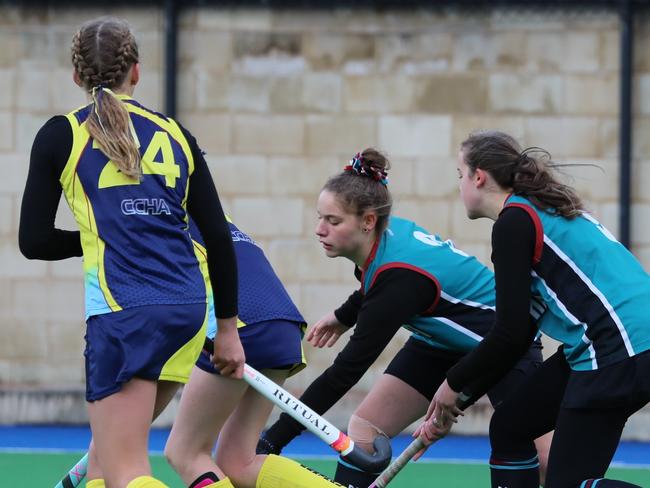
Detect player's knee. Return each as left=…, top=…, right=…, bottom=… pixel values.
left=489, top=409, right=529, bottom=453
left=216, top=450, right=258, bottom=487
left=347, top=414, right=388, bottom=454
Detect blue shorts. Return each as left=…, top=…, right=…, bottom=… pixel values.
left=85, top=303, right=208, bottom=401
left=196, top=319, right=305, bottom=377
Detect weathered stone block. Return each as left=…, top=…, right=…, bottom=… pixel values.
left=267, top=238, right=342, bottom=282
left=631, top=202, right=650, bottom=245
left=207, top=155, right=268, bottom=195
left=268, top=156, right=339, bottom=196
left=414, top=74, right=488, bottom=114
left=524, top=116, right=600, bottom=158
left=234, top=115, right=303, bottom=155
left=393, top=199, right=452, bottom=238
left=452, top=31, right=526, bottom=71
left=343, top=76, right=415, bottom=114
left=0, top=70, right=15, bottom=110
left=180, top=31, right=232, bottom=72
left=414, top=157, right=460, bottom=199
left=303, top=34, right=375, bottom=71
left=231, top=197, right=303, bottom=237
left=13, top=279, right=83, bottom=321
left=379, top=115, right=451, bottom=157
left=301, top=73, right=342, bottom=113
left=565, top=74, right=618, bottom=115
left=181, top=113, right=231, bottom=154
left=306, top=115, right=376, bottom=156
left=489, top=74, right=563, bottom=114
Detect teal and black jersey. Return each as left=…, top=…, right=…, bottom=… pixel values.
left=505, top=195, right=650, bottom=370
left=362, top=217, right=504, bottom=353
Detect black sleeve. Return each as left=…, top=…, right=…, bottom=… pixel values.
left=446, top=207, right=539, bottom=402
left=181, top=125, right=238, bottom=319
left=334, top=289, right=364, bottom=327
left=276, top=268, right=437, bottom=434
left=19, top=116, right=83, bottom=260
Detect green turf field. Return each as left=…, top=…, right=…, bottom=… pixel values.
left=4, top=452, right=649, bottom=487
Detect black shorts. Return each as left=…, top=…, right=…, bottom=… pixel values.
left=384, top=335, right=544, bottom=407
left=563, top=347, right=650, bottom=410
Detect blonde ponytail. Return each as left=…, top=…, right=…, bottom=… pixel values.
left=71, top=17, right=141, bottom=179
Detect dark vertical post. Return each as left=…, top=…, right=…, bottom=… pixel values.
left=619, top=0, right=633, bottom=248
left=164, top=0, right=178, bottom=118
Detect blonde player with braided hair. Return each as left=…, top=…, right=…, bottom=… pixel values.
left=20, top=17, right=244, bottom=488
left=71, top=20, right=141, bottom=179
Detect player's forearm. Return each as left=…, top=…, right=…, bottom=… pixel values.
left=19, top=228, right=82, bottom=260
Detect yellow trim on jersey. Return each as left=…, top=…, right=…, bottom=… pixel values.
left=62, top=111, right=122, bottom=313
left=193, top=240, right=246, bottom=328
left=116, top=96, right=195, bottom=223
left=289, top=333, right=307, bottom=377
left=115, top=95, right=194, bottom=175
left=159, top=304, right=208, bottom=384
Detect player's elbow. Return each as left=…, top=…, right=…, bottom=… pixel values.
left=18, top=231, right=48, bottom=260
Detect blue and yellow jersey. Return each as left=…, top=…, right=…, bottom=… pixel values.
left=189, top=218, right=306, bottom=338
left=362, top=217, right=501, bottom=353
left=61, top=96, right=205, bottom=319
left=505, top=195, right=650, bottom=370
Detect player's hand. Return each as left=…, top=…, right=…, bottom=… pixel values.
left=411, top=412, right=452, bottom=461
left=425, top=379, right=464, bottom=427
left=212, top=318, right=245, bottom=379
left=306, top=311, right=351, bottom=348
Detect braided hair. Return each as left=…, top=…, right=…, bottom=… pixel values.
left=460, top=130, right=584, bottom=219
left=71, top=17, right=141, bottom=179
left=323, top=148, right=393, bottom=234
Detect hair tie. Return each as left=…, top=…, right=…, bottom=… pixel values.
left=91, top=83, right=109, bottom=137
left=91, top=83, right=107, bottom=97
left=343, top=152, right=388, bottom=186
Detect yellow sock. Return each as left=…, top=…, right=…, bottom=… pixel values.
left=86, top=480, right=106, bottom=488
left=125, top=476, right=169, bottom=488
left=256, top=454, right=343, bottom=488
left=202, top=479, right=235, bottom=487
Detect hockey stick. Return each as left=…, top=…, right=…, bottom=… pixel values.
left=54, top=453, right=88, bottom=488
left=56, top=338, right=393, bottom=486
left=368, top=437, right=425, bottom=488
left=368, top=395, right=470, bottom=487
left=204, top=338, right=392, bottom=472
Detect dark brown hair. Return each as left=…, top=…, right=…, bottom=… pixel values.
left=323, top=148, right=393, bottom=234
left=71, top=17, right=141, bottom=179
left=460, top=130, right=584, bottom=218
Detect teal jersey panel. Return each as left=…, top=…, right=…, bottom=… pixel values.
left=362, top=217, right=497, bottom=353
left=505, top=195, right=650, bottom=370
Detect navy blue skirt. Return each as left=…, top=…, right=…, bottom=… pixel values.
left=197, top=319, right=305, bottom=377
left=85, top=303, right=207, bottom=401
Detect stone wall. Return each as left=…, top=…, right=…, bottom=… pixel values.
left=1, top=5, right=648, bottom=438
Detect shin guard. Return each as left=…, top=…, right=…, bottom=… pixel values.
left=125, top=476, right=168, bottom=488
left=86, top=480, right=106, bottom=488
left=256, top=454, right=344, bottom=488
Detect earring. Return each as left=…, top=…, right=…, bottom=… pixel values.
left=362, top=228, right=369, bottom=233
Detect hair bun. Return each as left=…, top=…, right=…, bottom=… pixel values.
left=344, top=152, right=388, bottom=185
